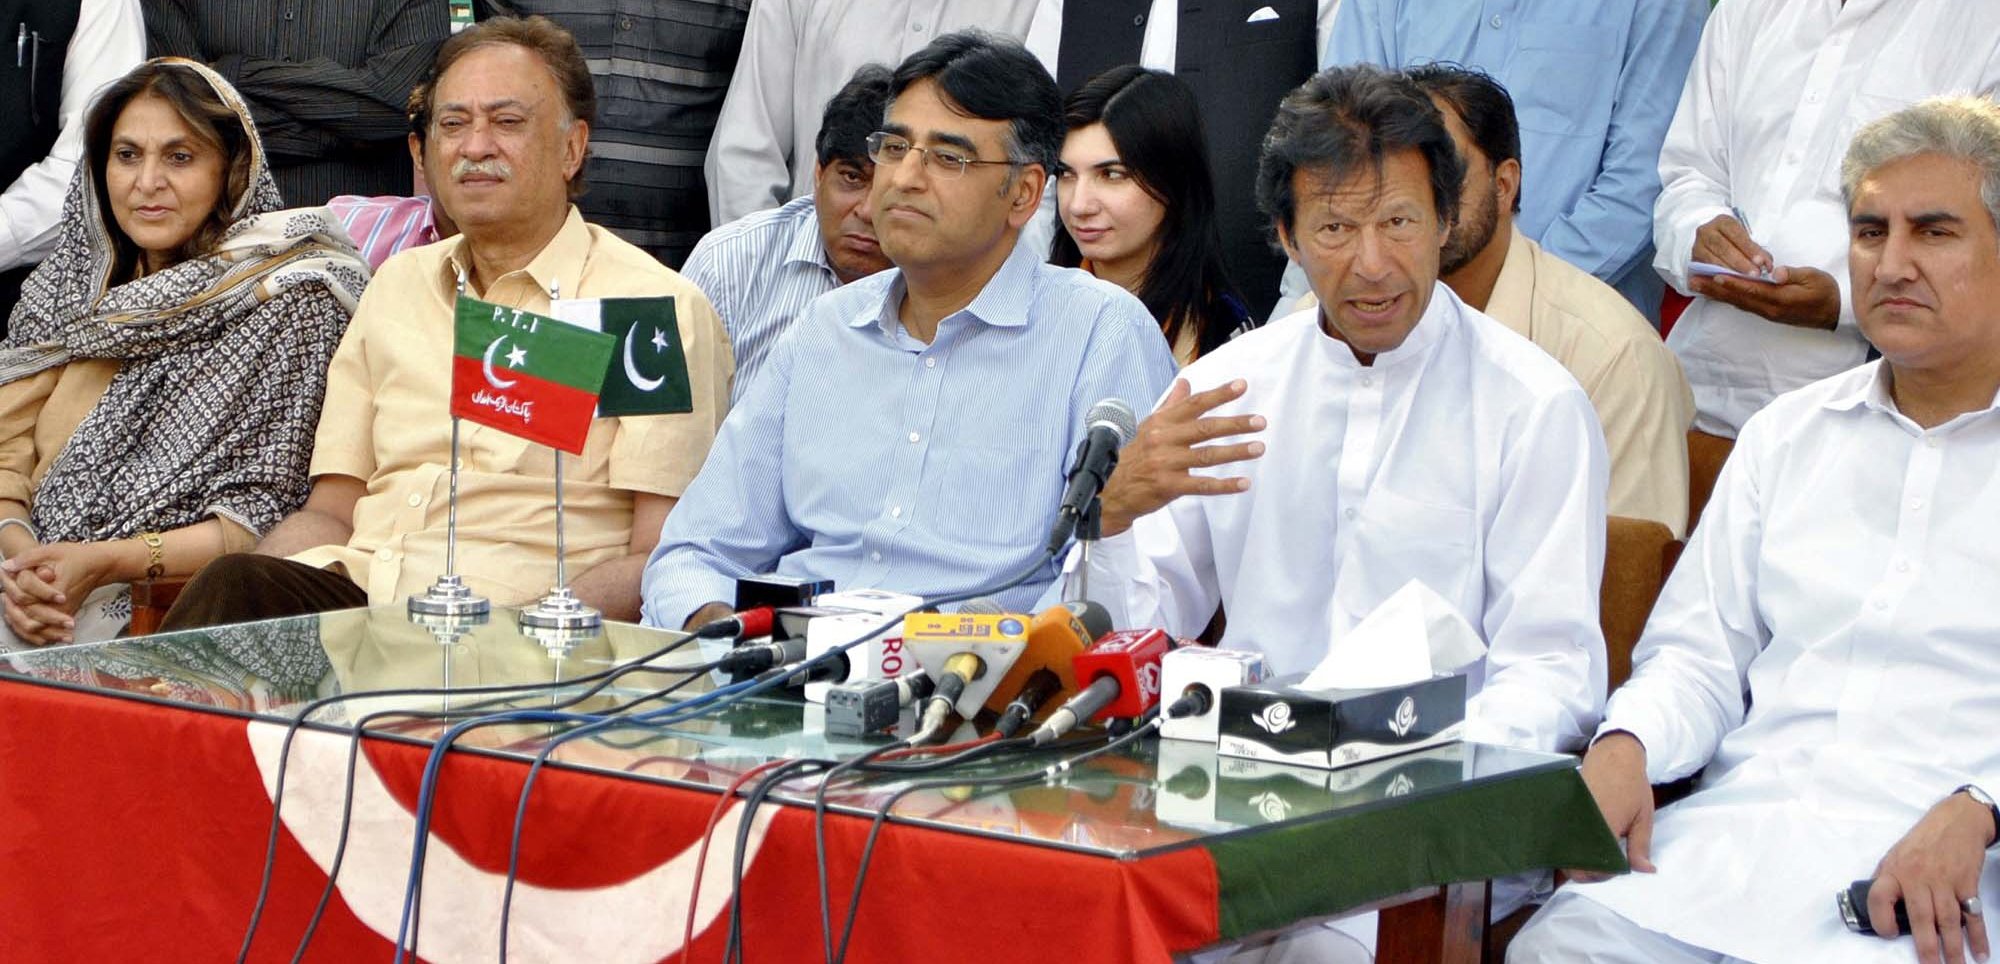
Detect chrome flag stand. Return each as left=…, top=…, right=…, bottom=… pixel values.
left=518, top=449, right=603, bottom=630
left=409, top=417, right=492, bottom=617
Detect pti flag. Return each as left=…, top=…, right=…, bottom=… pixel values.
left=450, top=295, right=615, bottom=454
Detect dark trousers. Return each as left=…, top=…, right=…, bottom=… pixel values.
left=158, top=553, right=369, bottom=632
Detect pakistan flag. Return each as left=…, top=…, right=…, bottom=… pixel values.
left=547, top=297, right=694, bottom=417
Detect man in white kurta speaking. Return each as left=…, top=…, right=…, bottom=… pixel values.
left=1079, top=62, right=1608, bottom=754
left=1511, top=96, right=2000, bottom=964
left=1072, top=69, right=1608, bottom=962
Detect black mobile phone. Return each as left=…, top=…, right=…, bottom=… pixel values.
left=1838, top=878, right=1911, bottom=935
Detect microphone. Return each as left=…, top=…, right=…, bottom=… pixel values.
left=988, top=600, right=1114, bottom=738
left=691, top=606, right=775, bottom=640
left=904, top=598, right=1031, bottom=736
left=1030, top=628, right=1173, bottom=745
left=1045, top=398, right=1138, bottom=554
left=717, top=634, right=804, bottom=675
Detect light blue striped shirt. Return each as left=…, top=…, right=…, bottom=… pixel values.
left=640, top=240, right=1180, bottom=626
left=679, top=195, right=841, bottom=403
left=1325, top=0, right=1707, bottom=321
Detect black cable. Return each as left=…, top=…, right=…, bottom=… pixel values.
left=721, top=756, right=831, bottom=964
left=245, top=626, right=712, bottom=964
left=830, top=724, right=1158, bottom=964
left=811, top=739, right=915, bottom=964
left=296, top=656, right=728, bottom=964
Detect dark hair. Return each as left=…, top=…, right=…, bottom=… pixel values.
left=816, top=64, right=894, bottom=169
left=889, top=31, right=1063, bottom=174
left=406, top=81, right=429, bottom=144
left=1406, top=63, right=1521, bottom=213
left=422, top=15, right=595, bottom=198
left=1050, top=66, right=1246, bottom=359
left=84, top=60, right=255, bottom=280
left=1255, top=65, right=1464, bottom=242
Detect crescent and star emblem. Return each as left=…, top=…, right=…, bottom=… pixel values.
left=622, top=324, right=666, bottom=392
left=481, top=335, right=521, bottom=389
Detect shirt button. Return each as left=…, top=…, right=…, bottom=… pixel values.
left=619, top=15, right=634, bottom=30
left=1874, top=599, right=1889, bottom=611
left=407, top=493, right=423, bottom=507
left=1896, top=560, right=1911, bottom=573
left=911, top=21, right=925, bottom=32
left=924, top=357, right=937, bottom=369
left=908, top=431, right=921, bottom=443
left=1360, top=375, right=1375, bottom=388
left=1489, top=14, right=1503, bottom=28
left=1911, top=498, right=1926, bottom=511
left=1925, top=437, right=1941, bottom=449
left=870, top=551, right=883, bottom=562
left=1133, top=13, right=1146, bottom=25
left=891, top=506, right=903, bottom=518
left=1807, top=91, right=1824, bottom=104
left=1343, top=507, right=1357, bottom=520
left=376, top=547, right=394, bottom=561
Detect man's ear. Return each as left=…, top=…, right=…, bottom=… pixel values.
left=562, top=120, right=591, bottom=181
left=1006, top=164, right=1048, bottom=229
left=1275, top=219, right=1300, bottom=264
left=1496, top=157, right=1522, bottom=215
left=408, top=133, right=428, bottom=194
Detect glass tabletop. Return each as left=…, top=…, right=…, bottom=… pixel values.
left=0, top=605, right=1583, bottom=859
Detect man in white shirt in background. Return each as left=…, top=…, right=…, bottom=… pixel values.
left=1075, top=64, right=1609, bottom=960
left=1513, top=96, right=2000, bottom=964
left=1653, top=0, right=2000, bottom=436
left=704, top=0, right=1037, bottom=227
left=0, top=0, right=144, bottom=324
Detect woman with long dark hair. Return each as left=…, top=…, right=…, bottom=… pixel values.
left=1051, top=65, right=1250, bottom=365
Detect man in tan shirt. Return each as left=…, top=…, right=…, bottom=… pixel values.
left=163, top=17, right=731, bottom=628
left=1413, top=64, right=1695, bottom=537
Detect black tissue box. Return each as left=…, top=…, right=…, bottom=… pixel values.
left=1217, top=672, right=1466, bottom=770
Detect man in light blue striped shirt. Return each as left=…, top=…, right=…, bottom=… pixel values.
left=681, top=66, right=896, bottom=403
left=642, top=32, right=1177, bottom=628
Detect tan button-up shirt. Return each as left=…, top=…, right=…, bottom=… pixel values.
left=1487, top=228, right=1693, bottom=536
left=296, top=207, right=733, bottom=605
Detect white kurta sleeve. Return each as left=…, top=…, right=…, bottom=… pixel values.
left=1600, top=411, right=1769, bottom=784
left=1650, top=4, right=1736, bottom=295
left=1468, top=386, right=1611, bottom=753
left=703, top=0, right=804, bottom=226
left=1069, top=496, right=1222, bottom=640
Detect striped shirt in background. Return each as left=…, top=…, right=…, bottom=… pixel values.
left=142, top=0, right=448, bottom=206
left=678, top=196, right=839, bottom=404
left=488, top=0, right=752, bottom=268
left=639, top=240, right=1181, bottom=626
left=327, top=195, right=441, bottom=271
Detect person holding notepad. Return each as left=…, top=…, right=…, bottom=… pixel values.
left=160, top=16, right=732, bottom=630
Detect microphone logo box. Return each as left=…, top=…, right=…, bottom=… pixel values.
left=1217, top=672, right=1466, bottom=771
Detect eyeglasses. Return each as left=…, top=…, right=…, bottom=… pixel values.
left=865, top=132, right=1020, bottom=179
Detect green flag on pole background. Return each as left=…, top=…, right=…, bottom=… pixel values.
left=547, top=296, right=694, bottom=417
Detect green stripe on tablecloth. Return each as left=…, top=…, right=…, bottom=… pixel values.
left=1206, top=765, right=1625, bottom=940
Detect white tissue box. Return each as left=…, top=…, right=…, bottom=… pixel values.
left=1217, top=672, right=1465, bottom=770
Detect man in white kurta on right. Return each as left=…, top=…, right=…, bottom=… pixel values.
left=1512, top=96, right=2000, bottom=964
left=1653, top=0, right=2000, bottom=437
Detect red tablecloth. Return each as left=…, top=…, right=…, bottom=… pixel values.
left=0, top=680, right=1219, bottom=963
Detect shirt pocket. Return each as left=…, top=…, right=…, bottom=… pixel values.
left=1345, top=489, right=1479, bottom=610
left=1508, top=22, right=1621, bottom=138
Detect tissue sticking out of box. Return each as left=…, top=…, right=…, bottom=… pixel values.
left=1299, top=579, right=1487, bottom=691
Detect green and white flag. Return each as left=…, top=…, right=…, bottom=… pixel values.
left=548, top=297, right=694, bottom=417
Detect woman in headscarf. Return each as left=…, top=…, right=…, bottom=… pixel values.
left=0, top=58, right=366, bottom=648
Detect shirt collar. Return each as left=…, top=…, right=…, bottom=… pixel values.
left=1482, top=227, right=1537, bottom=338
left=784, top=197, right=834, bottom=272
left=439, top=205, right=590, bottom=300
left=849, top=235, right=1039, bottom=334
left=1823, top=360, right=2000, bottom=424
left=1313, top=278, right=1454, bottom=369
